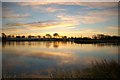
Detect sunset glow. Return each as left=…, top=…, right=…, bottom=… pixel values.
left=2, top=2, right=118, bottom=37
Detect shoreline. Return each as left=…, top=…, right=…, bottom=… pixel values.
left=2, top=38, right=120, bottom=44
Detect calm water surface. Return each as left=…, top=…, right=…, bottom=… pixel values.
left=2, top=41, right=118, bottom=78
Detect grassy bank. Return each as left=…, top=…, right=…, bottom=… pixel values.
left=51, top=60, right=119, bottom=80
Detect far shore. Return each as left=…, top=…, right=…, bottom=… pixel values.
left=2, top=38, right=120, bottom=44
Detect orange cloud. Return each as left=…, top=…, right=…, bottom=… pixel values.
left=5, top=19, right=77, bottom=30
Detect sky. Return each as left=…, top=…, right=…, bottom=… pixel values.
left=2, top=2, right=119, bottom=37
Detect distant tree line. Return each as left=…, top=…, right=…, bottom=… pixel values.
left=2, top=33, right=60, bottom=39
left=92, top=34, right=120, bottom=40
left=2, top=33, right=120, bottom=41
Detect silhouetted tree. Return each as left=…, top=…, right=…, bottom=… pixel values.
left=2, top=33, right=6, bottom=38
left=92, top=35, right=97, bottom=39
left=31, top=36, right=35, bottom=38
left=71, top=36, right=74, bottom=39
left=97, top=34, right=105, bottom=39
left=8, top=35, right=11, bottom=38
left=37, top=35, right=41, bottom=38
left=11, top=35, right=14, bottom=38
left=16, top=36, right=21, bottom=38
left=43, top=36, right=46, bottom=38
left=22, top=36, right=25, bottom=38
left=62, top=36, right=67, bottom=39
left=53, top=33, right=59, bottom=38
left=45, top=34, right=52, bottom=38
left=28, top=35, right=32, bottom=38
left=82, top=37, right=91, bottom=40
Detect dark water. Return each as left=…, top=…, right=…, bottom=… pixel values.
left=2, top=41, right=118, bottom=78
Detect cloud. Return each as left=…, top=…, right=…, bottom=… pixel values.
left=88, top=8, right=118, bottom=17
left=3, top=14, right=30, bottom=19
left=2, top=2, right=118, bottom=36
left=2, top=8, right=30, bottom=19
left=4, top=6, right=117, bottom=33
left=17, top=2, right=118, bottom=15
left=79, top=16, right=106, bottom=24
left=107, top=26, right=118, bottom=30
left=74, top=2, right=118, bottom=8
left=56, top=3, right=117, bottom=25
left=57, top=14, right=107, bottom=25
left=3, top=22, right=32, bottom=33
left=27, top=51, right=73, bottom=60
left=45, top=7, right=65, bottom=12
left=72, top=29, right=103, bottom=37
left=4, top=19, right=77, bottom=31
left=45, top=7, right=57, bottom=12
left=2, top=25, right=25, bottom=33
left=31, top=5, right=66, bottom=13
left=17, top=2, right=52, bottom=6
left=18, top=2, right=117, bottom=8
left=8, top=2, right=117, bottom=23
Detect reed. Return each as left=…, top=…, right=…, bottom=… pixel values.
left=52, top=59, right=119, bottom=80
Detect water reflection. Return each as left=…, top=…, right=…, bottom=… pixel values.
left=2, top=41, right=118, bottom=78
left=53, top=42, right=59, bottom=48
left=2, top=41, right=119, bottom=48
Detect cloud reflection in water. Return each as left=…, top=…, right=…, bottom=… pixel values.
left=2, top=41, right=118, bottom=78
